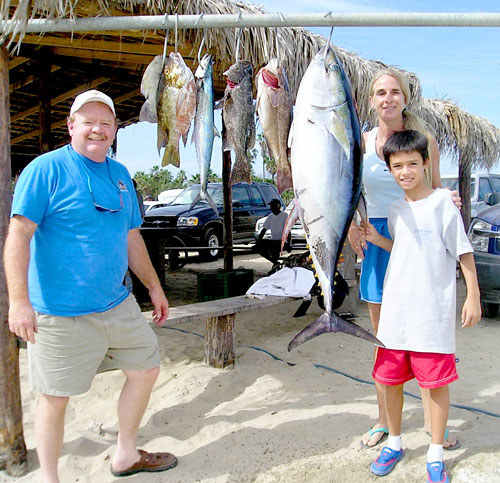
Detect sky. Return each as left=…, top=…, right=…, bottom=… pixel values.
left=116, top=0, right=500, bottom=184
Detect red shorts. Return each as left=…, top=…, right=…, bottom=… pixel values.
left=373, top=348, right=458, bottom=389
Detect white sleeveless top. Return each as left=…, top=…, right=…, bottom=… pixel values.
left=363, top=128, right=404, bottom=218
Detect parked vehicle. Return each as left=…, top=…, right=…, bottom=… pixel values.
left=441, top=173, right=500, bottom=217
left=141, top=182, right=284, bottom=261
left=467, top=193, right=500, bottom=318
left=254, top=199, right=307, bottom=248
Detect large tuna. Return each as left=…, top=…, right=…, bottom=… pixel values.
left=139, top=53, right=196, bottom=168
left=287, top=44, right=383, bottom=351
left=255, top=58, right=293, bottom=193
left=190, top=54, right=219, bottom=214
left=222, top=61, right=255, bottom=184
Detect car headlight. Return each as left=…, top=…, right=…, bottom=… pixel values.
left=177, top=216, right=199, bottom=226
left=468, top=220, right=492, bottom=253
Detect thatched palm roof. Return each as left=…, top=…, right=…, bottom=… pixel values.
left=2, top=0, right=499, bottom=172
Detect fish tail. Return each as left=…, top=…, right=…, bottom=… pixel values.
left=230, top=154, right=252, bottom=184
left=288, top=312, right=384, bottom=351
left=189, top=193, right=201, bottom=211
left=161, top=143, right=180, bottom=168
left=206, top=192, right=219, bottom=216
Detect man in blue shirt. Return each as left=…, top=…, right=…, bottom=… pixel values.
left=4, top=90, right=177, bottom=481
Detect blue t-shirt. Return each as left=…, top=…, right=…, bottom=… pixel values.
left=11, top=144, right=142, bottom=316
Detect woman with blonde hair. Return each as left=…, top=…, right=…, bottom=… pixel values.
left=349, top=68, right=461, bottom=450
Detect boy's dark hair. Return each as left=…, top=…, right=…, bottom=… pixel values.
left=382, top=130, right=429, bottom=168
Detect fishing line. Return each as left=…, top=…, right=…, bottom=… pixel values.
left=162, top=28, right=169, bottom=62
left=174, top=13, right=179, bottom=53
left=235, top=28, right=242, bottom=63
left=197, top=31, right=206, bottom=64
left=162, top=325, right=500, bottom=418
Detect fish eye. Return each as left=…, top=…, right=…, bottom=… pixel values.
left=328, top=63, right=340, bottom=72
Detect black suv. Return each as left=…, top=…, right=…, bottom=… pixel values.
left=140, top=182, right=284, bottom=261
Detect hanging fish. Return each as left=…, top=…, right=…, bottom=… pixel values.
left=255, top=58, right=293, bottom=193
left=287, top=44, right=383, bottom=351
left=222, top=60, right=255, bottom=184
left=190, top=54, right=220, bottom=215
left=139, top=53, right=196, bottom=167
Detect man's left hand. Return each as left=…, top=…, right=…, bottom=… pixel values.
left=149, top=286, right=169, bottom=326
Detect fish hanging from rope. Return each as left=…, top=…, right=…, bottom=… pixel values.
left=287, top=44, right=383, bottom=351
left=222, top=60, right=256, bottom=184
left=255, top=58, right=293, bottom=193
left=139, top=53, right=196, bottom=168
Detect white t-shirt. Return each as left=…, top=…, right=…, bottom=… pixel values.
left=363, top=128, right=404, bottom=218
left=377, top=189, right=472, bottom=354
left=263, top=211, right=288, bottom=240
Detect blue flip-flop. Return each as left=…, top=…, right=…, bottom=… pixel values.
left=361, top=427, right=389, bottom=448
left=425, top=428, right=461, bottom=451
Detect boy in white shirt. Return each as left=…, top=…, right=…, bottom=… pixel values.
left=361, top=130, right=481, bottom=483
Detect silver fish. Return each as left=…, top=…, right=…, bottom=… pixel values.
left=222, top=61, right=255, bottom=184
left=255, top=58, right=293, bottom=193
left=190, top=54, right=220, bottom=215
left=288, top=45, right=383, bottom=351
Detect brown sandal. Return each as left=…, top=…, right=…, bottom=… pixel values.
left=110, top=449, right=177, bottom=477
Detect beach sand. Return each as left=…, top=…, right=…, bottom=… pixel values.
left=2, top=252, right=500, bottom=482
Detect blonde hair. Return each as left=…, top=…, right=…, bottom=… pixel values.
left=369, top=68, right=434, bottom=187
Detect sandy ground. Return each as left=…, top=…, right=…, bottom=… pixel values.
left=2, top=250, right=500, bottom=483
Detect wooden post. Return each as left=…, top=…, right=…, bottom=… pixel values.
left=36, top=51, right=52, bottom=154
left=0, top=45, right=28, bottom=477
left=458, top=156, right=472, bottom=229
left=204, top=314, right=235, bottom=368
left=221, top=119, right=233, bottom=271
left=339, top=242, right=358, bottom=315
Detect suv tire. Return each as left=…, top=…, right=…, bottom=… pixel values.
left=200, top=227, right=221, bottom=261
left=481, top=300, right=499, bottom=318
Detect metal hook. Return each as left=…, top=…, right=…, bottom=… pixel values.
left=162, top=28, right=169, bottom=62
left=235, top=28, right=242, bottom=63
left=274, top=27, right=280, bottom=60
left=324, top=11, right=332, bottom=18
left=197, top=31, right=206, bottom=64
left=194, top=13, right=204, bottom=26
left=323, top=27, right=334, bottom=67
left=236, top=12, right=242, bottom=23
left=175, top=13, right=179, bottom=52
left=278, top=12, right=285, bottom=23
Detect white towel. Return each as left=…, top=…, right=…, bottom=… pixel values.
left=246, top=267, right=315, bottom=298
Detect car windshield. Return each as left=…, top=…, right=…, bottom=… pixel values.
left=441, top=177, right=475, bottom=198
left=170, top=185, right=223, bottom=206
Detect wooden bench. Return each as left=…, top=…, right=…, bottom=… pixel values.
left=146, top=295, right=297, bottom=369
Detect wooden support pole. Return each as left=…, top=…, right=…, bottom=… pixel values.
left=204, top=314, right=235, bottom=368
left=221, top=119, right=233, bottom=271
left=0, top=45, right=28, bottom=477
left=458, top=157, right=472, bottom=229
left=339, top=242, right=358, bottom=315
left=36, top=51, right=52, bottom=154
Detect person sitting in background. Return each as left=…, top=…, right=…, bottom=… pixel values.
left=255, top=199, right=290, bottom=272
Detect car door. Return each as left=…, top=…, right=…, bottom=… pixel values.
left=232, top=185, right=254, bottom=241
left=248, top=184, right=269, bottom=230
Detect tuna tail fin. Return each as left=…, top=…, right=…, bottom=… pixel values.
left=161, top=144, right=180, bottom=168
left=198, top=189, right=219, bottom=216
left=189, top=192, right=201, bottom=211
left=288, top=312, right=384, bottom=352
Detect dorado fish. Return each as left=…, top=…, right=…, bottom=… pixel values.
left=222, top=61, right=255, bottom=184
left=190, top=54, right=220, bottom=215
left=139, top=53, right=196, bottom=167
left=255, top=58, right=293, bottom=193
left=287, top=45, right=383, bottom=351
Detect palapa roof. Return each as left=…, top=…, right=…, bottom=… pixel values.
left=2, top=0, right=499, bottom=174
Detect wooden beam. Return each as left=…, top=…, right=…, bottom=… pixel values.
left=8, top=56, right=29, bottom=69
left=11, top=77, right=109, bottom=122
left=11, top=118, right=67, bottom=145
left=9, top=65, right=61, bottom=94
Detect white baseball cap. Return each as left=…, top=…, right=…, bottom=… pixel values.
left=70, top=89, right=116, bottom=117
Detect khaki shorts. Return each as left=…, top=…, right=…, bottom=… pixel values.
left=28, top=294, right=160, bottom=396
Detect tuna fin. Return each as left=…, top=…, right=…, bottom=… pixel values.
left=161, top=144, right=180, bottom=168
left=206, top=192, right=219, bottom=216
left=281, top=198, right=300, bottom=252
left=288, top=312, right=384, bottom=351
left=356, top=192, right=368, bottom=224
left=139, top=101, right=158, bottom=123
left=214, top=125, right=220, bottom=138
left=189, top=192, right=201, bottom=210
left=329, top=111, right=350, bottom=159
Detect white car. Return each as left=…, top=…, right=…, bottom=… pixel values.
left=254, top=200, right=307, bottom=248
left=441, top=173, right=500, bottom=217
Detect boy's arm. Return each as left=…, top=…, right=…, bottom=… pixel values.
left=459, top=252, right=482, bottom=327
left=360, top=220, right=394, bottom=253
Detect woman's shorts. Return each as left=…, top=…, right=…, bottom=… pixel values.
left=373, top=348, right=458, bottom=389
left=359, top=218, right=391, bottom=304
left=28, top=294, right=160, bottom=397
